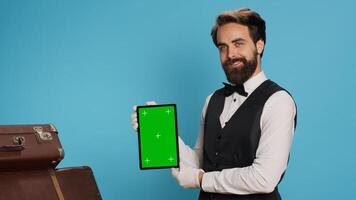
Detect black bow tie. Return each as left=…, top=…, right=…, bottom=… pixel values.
left=222, top=82, right=248, bottom=97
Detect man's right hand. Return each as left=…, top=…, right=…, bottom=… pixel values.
left=131, top=101, right=157, bottom=132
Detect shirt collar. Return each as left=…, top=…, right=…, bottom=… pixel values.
left=243, top=71, right=267, bottom=96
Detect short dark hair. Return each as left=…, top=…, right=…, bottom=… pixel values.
left=211, top=8, right=266, bottom=57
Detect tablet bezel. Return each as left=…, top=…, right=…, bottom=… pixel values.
left=137, top=104, right=180, bottom=170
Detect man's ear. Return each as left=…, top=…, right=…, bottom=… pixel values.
left=256, top=39, right=265, bottom=55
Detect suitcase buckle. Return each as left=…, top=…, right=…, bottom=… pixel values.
left=13, top=136, right=25, bottom=145
left=33, top=126, right=53, bottom=142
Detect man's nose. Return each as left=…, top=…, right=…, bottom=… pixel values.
left=227, top=47, right=238, bottom=59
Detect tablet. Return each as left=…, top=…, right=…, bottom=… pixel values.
left=137, top=104, right=180, bottom=170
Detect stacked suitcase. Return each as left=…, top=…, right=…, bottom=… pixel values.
left=0, top=124, right=102, bottom=200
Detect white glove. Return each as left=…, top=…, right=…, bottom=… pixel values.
left=177, top=137, right=201, bottom=168
left=131, top=101, right=157, bottom=132
left=171, top=165, right=204, bottom=189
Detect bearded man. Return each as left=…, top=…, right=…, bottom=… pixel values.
left=131, top=8, right=297, bottom=200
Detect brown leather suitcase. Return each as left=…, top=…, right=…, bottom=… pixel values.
left=0, top=124, right=102, bottom=200
left=0, top=124, right=64, bottom=170
left=0, top=166, right=102, bottom=200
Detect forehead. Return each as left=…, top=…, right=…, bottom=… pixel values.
left=216, top=23, right=252, bottom=43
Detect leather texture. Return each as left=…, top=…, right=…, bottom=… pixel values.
left=0, top=124, right=102, bottom=200
left=0, top=166, right=102, bottom=200
left=0, top=124, right=63, bottom=170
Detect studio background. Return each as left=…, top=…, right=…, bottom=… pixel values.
left=1, top=0, right=355, bottom=199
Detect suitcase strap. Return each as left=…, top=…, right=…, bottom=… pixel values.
left=49, top=169, right=65, bottom=200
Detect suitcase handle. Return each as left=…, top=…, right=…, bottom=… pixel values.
left=0, top=136, right=25, bottom=152
left=0, top=144, right=25, bottom=152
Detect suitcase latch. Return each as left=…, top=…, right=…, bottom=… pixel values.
left=33, top=126, right=53, bottom=142
left=13, top=136, right=25, bottom=145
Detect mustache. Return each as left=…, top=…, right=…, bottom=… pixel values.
left=223, top=57, right=247, bottom=67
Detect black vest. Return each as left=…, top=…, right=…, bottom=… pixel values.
left=199, top=80, right=296, bottom=200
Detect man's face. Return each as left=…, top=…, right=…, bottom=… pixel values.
left=216, top=23, right=262, bottom=85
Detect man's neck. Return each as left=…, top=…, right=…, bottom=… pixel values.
left=251, top=58, right=262, bottom=78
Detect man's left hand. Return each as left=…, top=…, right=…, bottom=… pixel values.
left=171, top=166, right=205, bottom=189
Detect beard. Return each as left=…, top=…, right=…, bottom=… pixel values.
left=222, top=52, right=258, bottom=85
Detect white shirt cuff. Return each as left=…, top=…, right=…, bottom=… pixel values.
left=201, top=171, right=220, bottom=192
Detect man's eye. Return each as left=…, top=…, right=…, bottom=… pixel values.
left=218, top=46, right=226, bottom=51
left=235, top=42, right=243, bottom=47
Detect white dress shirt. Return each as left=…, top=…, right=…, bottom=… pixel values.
left=177, top=71, right=296, bottom=194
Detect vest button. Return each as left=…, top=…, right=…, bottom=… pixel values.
left=215, top=152, right=219, bottom=156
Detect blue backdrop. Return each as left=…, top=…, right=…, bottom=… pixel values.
left=1, top=0, right=355, bottom=199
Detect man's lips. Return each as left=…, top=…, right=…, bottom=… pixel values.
left=230, top=61, right=243, bottom=68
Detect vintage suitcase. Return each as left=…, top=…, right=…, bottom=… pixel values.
left=0, top=124, right=64, bottom=170
left=0, top=124, right=102, bottom=200
left=0, top=166, right=102, bottom=200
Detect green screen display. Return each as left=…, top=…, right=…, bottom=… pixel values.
left=137, top=104, right=179, bottom=169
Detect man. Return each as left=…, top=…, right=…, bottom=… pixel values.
left=131, top=8, right=296, bottom=200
